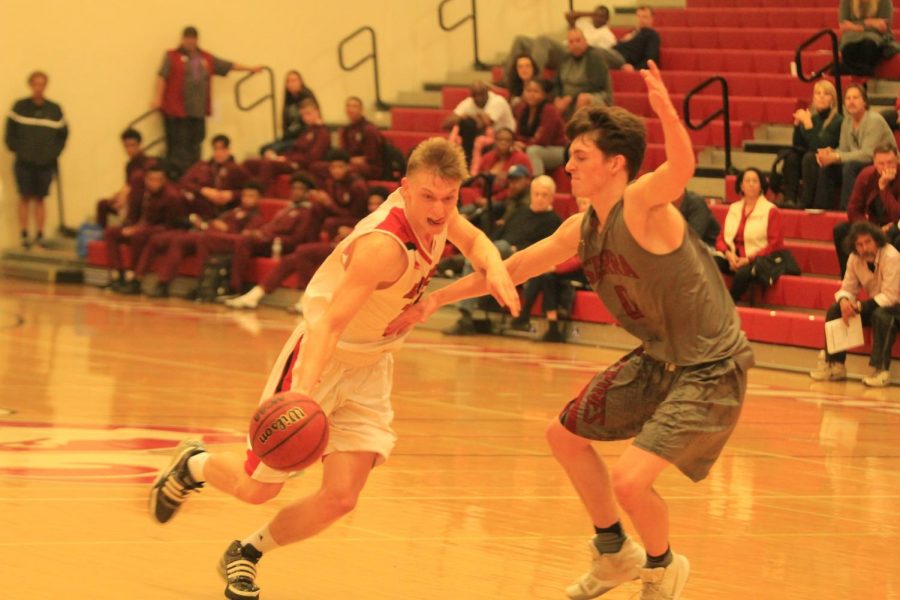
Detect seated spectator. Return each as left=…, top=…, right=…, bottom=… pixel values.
left=259, top=70, right=318, bottom=155
left=471, top=127, right=532, bottom=179
left=514, top=79, right=568, bottom=176
left=567, top=5, right=617, bottom=51
left=445, top=175, right=562, bottom=335
left=179, top=134, right=249, bottom=220
left=337, top=96, right=384, bottom=180
left=511, top=196, right=590, bottom=342
left=463, top=163, right=533, bottom=234
left=676, top=189, right=720, bottom=247
left=598, top=5, right=660, bottom=71
left=781, top=80, right=843, bottom=208
left=265, top=99, right=330, bottom=171
left=878, top=93, right=900, bottom=132
left=104, top=164, right=182, bottom=294
left=839, top=0, right=897, bottom=76
left=714, top=168, right=784, bottom=302
left=816, top=84, right=896, bottom=210
left=554, top=28, right=613, bottom=119
left=225, top=186, right=389, bottom=310
left=810, top=221, right=900, bottom=387
left=191, top=173, right=319, bottom=299
left=143, top=181, right=265, bottom=298
left=311, top=149, right=370, bottom=240
left=443, top=81, right=516, bottom=166
left=96, top=128, right=157, bottom=228
left=833, top=145, right=900, bottom=277
left=506, top=54, right=538, bottom=107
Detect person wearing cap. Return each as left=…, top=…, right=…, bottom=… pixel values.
left=151, top=26, right=262, bottom=178
left=462, top=163, right=534, bottom=235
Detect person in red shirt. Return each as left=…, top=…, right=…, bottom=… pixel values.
left=279, top=100, right=330, bottom=170
left=469, top=127, right=533, bottom=202
left=104, top=165, right=183, bottom=294
left=96, top=129, right=157, bottom=227
left=514, top=79, right=569, bottom=175
left=311, top=149, right=370, bottom=240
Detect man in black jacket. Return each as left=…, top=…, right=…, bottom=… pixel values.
left=5, top=71, right=68, bottom=249
left=599, top=5, right=661, bottom=71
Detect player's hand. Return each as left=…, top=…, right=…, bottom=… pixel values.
left=641, top=60, right=675, bottom=118
left=485, top=264, right=521, bottom=317
left=384, top=295, right=439, bottom=337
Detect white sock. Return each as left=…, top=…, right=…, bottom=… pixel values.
left=242, top=524, right=281, bottom=555
left=246, top=286, right=265, bottom=302
left=186, top=452, right=209, bottom=483
left=124, top=270, right=135, bottom=281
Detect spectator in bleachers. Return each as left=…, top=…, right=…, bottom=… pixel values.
left=260, top=70, right=318, bottom=155
left=510, top=196, right=590, bottom=342
left=280, top=100, right=331, bottom=171
left=566, top=5, right=617, bottom=51
left=676, top=189, right=720, bottom=247
left=225, top=186, right=389, bottom=310
left=810, top=221, right=900, bottom=387
left=597, top=5, right=660, bottom=72
left=514, top=79, right=568, bottom=176
left=879, top=94, right=900, bottom=132
left=191, top=173, right=319, bottom=298
left=781, top=80, right=843, bottom=209
left=5, top=70, right=67, bottom=249
left=471, top=127, right=532, bottom=179
left=838, top=0, right=897, bottom=76
left=816, top=84, right=896, bottom=210
left=104, top=164, right=182, bottom=294
left=554, top=29, right=613, bottom=119
left=506, top=54, right=538, bottom=107
left=833, top=144, right=900, bottom=277
left=311, top=149, right=370, bottom=240
left=714, top=168, right=785, bottom=302
left=443, top=81, right=516, bottom=166
left=152, top=26, right=261, bottom=178
left=337, top=96, right=384, bottom=180
left=464, top=162, right=533, bottom=234
left=445, top=175, right=561, bottom=335
left=96, top=129, right=157, bottom=228
left=179, top=134, right=249, bottom=220
left=144, top=182, right=265, bottom=298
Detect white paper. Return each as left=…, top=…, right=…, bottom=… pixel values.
left=825, top=315, right=864, bottom=354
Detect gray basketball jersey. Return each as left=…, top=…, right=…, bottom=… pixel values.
left=579, top=200, right=752, bottom=366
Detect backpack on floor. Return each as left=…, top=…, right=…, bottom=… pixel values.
left=196, top=254, right=232, bottom=302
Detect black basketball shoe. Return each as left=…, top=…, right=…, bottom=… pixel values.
left=149, top=439, right=205, bottom=524
left=218, top=540, right=262, bottom=600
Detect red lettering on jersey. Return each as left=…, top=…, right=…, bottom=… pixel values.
left=614, top=285, right=645, bottom=320
left=584, top=251, right=640, bottom=282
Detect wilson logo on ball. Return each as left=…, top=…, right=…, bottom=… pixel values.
left=256, top=407, right=307, bottom=445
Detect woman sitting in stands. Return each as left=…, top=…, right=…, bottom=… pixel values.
left=513, top=79, right=568, bottom=176
left=714, top=168, right=785, bottom=302
left=781, top=80, right=843, bottom=208
left=839, top=0, right=897, bottom=76
left=506, top=54, right=538, bottom=107
left=259, top=70, right=317, bottom=155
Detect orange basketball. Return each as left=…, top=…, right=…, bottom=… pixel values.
left=249, top=392, right=329, bottom=471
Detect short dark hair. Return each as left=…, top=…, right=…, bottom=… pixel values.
left=735, top=167, right=770, bottom=196
left=346, top=96, right=363, bottom=106
left=566, top=105, right=647, bottom=181
left=299, top=99, right=319, bottom=111
left=594, top=5, right=610, bottom=15
left=368, top=186, right=390, bottom=201
left=845, top=83, right=869, bottom=108
left=182, top=26, right=198, bottom=38
left=873, top=144, right=897, bottom=157
left=494, top=127, right=515, bottom=140
left=636, top=4, right=654, bottom=14
left=211, top=134, right=230, bottom=147
left=326, top=148, right=351, bottom=163
left=121, top=128, right=142, bottom=143
left=242, top=181, right=264, bottom=194
left=28, top=70, right=47, bottom=84
left=845, top=220, right=887, bottom=255
left=146, top=164, right=166, bottom=175
left=290, top=172, right=316, bottom=189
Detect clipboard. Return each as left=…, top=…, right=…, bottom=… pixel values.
left=825, top=315, right=864, bottom=354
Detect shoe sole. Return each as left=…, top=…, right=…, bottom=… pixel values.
left=670, top=556, right=691, bottom=600
left=148, top=440, right=202, bottom=524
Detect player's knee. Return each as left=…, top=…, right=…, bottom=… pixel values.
left=545, top=418, right=586, bottom=453
left=610, top=468, right=646, bottom=511
left=322, top=489, right=360, bottom=518
left=237, top=482, right=281, bottom=505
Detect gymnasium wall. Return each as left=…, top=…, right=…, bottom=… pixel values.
left=0, top=0, right=653, bottom=248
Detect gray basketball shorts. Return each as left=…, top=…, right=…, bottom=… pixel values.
left=559, top=347, right=748, bottom=482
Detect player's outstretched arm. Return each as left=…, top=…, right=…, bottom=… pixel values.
left=293, top=235, right=406, bottom=395
left=385, top=214, right=582, bottom=336
left=625, top=60, right=695, bottom=212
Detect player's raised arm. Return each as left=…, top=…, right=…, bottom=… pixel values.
left=625, top=60, right=695, bottom=211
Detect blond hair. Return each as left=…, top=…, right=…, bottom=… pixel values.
left=811, top=80, right=839, bottom=131
left=531, top=174, right=557, bottom=194
left=407, top=137, right=469, bottom=182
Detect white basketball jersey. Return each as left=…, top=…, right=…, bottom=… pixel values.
left=301, top=189, right=445, bottom=355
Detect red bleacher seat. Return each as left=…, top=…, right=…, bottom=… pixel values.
left=710, top=202, right=847, bottom=243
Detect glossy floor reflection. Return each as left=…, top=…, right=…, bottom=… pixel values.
left=1, top=278, right=898, bottom=599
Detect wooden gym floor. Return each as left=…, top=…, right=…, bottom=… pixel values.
left=0, top=277, right=898, bottom=599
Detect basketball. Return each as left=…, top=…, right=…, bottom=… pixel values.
left=249, top=392, right=329, bottom=471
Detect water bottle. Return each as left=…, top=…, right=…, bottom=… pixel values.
left=272, top=237, right=283, bottom=260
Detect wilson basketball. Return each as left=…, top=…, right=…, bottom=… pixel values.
left=249, top=392, right=329, bottom=471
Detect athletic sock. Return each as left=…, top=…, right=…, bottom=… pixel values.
left=242, top=524, right=281, bottom=555
left=124, top=270, right=135, bottom=282
left=186, top=452, right=209, bottom=483
left=645, top=546, right=673, bottom=569
left=592, top=521, right=626, bottom=554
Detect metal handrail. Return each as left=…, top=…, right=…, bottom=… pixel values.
left=794, top=29, right=843, bottom=114
left=438, top=0, right=489, bottom=71
left=338, top=26, right=389, bottom=111
left=125, top=108, right=165, bottom=153
left=683, top=76, right=736, bottom=174
left=234, top=66, right=278, bottom=142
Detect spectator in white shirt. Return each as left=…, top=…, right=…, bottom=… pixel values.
left=567, top=5, right=617, bottom=50
left=443, top=81, right=516, bottom=166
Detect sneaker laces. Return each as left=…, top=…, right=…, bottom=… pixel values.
left=161, top=472, right=204, bottom=507
left=225, top=557, right=258, bottom=584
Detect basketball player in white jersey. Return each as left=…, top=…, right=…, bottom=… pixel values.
left=149, top=138, right=520, bottom=600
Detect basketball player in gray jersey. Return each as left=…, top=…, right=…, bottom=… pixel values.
left=388, top=61, right=753, bottom=600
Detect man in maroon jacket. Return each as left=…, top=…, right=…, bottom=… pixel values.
left=151, top=26, right=260, bottom=178
left=192, top=173, right=319, bottom=298
left=95, top=129, right=158, bottom=227
left=145, top=182, right=265, bottom=298
left=104, top=164, right=183, bottom=294
left=311, top=149, right=370, bottom=240
left=282, top=100, right=330, bottom=171
left=338, top=96, right=384, bottom=179
left=834, top=144, right=900, bottom=275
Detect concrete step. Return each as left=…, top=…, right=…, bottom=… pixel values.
left=0, top=257, right=83, bottom=284
left=393, top=90, right=442, bottom=108
left=698, top=147, right=778, bottom=171
left=687, top=176, right=726, bottom=199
